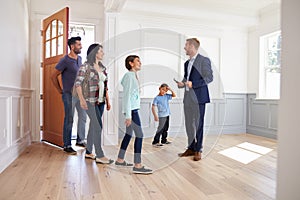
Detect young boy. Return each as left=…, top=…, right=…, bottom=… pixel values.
left=152, top=83, right=176, bottom=147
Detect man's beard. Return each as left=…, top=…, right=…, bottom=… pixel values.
left=74, top=49, right=81, bottom=54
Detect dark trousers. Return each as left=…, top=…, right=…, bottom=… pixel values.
left=152, top=116, right=170, bottom=144
left=184, top=102, right=206, bottom=152
left=118, top=109, right=143, bottom=164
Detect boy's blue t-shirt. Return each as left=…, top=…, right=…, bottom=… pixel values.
left=153, top=94, right=172, bottom=117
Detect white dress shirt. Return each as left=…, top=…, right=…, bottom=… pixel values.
left=186, top=55, right=196, bottom=91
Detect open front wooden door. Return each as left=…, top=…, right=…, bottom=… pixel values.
left=42, top=7, right=69, bottom=147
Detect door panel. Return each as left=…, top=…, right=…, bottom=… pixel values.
left=42, top=7, right=69, bottom=147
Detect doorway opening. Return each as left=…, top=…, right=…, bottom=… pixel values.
left=40, top=23, right=95, bottom=141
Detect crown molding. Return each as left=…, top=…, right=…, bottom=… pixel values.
left=104, top=0, right=127, bottom=12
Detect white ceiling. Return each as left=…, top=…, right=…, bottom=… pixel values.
left=122, top=0, right=280, bottom=27
left=124, top=0, right=280, bottom=17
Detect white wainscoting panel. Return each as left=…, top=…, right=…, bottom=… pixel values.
left=247, top=94, right=278, bottom=138
left=23, top=97, right=31, bottom=134
left=250, top=102, right=268, bottom=128
left=140, top=102, right=151, bottom=128
left=169, top=100, right=185, bottom=127
left=119, top=92, right=248, bottom=138
left=118, top=93, right=278, bottom=140
left=12, top=97, right=21, bottom=142
left=0, top=97, right=9, bottom=152
left=0, top=86, right=32, bottom=173
left=269, top=103, right=278, bottom=130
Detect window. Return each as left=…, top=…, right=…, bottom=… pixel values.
left=259, top=31, right=281, bottom=99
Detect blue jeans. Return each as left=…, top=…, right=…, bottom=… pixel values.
left=85, top=102, right=106, bottom=158
left=95, top=102, right=105, bottom=129
left=118, top=109, right=143, bottom=164
left=73, top=97, right=87, bottom=143
left=62, top=92, right=73, bottom=148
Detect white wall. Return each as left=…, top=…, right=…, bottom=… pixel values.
left=247, top=4, right=281, bottom=95
left=221, top=29, right=248, bottom=93
left=0, top=0, right=32, bottom=173
left=116, top=4, right=249, bottom=96
left=30, top=0, right=105, bottom=25
left=277, top=0, right=300, bottom=199
left=0, top=0, right=30, bottom=88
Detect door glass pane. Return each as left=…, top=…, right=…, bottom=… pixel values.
left=45, top=41, right=50, bottom=58
left=58, top=20, right=63, bottom=35
left=51, top=39, right=57, bottom=56
left=46, top=25, right=51, bottom=40
left=58, top=36, right=63, bottom=55
left=51, top=20, right=57, bottom=38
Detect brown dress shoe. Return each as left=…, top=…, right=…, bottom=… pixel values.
left=178, top=149, right=195, bottom=157
left=194, top=152, right=201, bottom=161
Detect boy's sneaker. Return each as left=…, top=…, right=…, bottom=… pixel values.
left=132, top=166, right=153, bottom=174
left=152, top=143, right=164, bottom=147
left=162, top=141, right=172, bottom=145
left=63, top=147, right=77, bottom=155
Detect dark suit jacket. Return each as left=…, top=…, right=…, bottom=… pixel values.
left=182, top=54, right=213, bottom=104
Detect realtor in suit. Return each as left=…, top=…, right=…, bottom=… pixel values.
left=177, top=38, right=213, bottom=161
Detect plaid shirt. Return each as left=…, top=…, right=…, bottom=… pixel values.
left=74, top=63, right=100, bottom=103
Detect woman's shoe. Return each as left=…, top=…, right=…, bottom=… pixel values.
left=96, top=158, right=114, bottom=164
left=85, top=153, right=96, bottom=160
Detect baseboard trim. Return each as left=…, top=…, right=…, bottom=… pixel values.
left=247, top=126, right=277, bottom=139
left=0, top=133, right=31, bottom=173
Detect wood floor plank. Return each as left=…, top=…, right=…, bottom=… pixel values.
left=35, top=146, right=69, bottom=200
left=0, top=134, right=277, bottom=200
left=80, top=160, right=102, bottom=197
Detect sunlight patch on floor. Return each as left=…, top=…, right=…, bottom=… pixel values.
left=237, top=142, right=272, bottom=154
left=218, top=142, right=273, bottom=164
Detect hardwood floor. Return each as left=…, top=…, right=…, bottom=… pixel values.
left=0, top=134, right=277, bottom=200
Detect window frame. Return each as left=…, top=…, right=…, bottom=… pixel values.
left=259, top=30, right=281, bottom=99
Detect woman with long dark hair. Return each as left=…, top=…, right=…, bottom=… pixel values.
left=74, top=43, right=113, bottom=164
